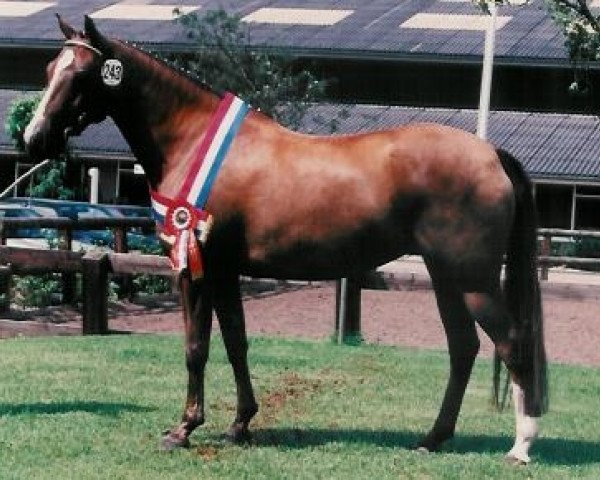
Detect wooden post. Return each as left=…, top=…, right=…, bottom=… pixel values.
left=540, top=233, right=551, bottom=281
left=0, top=222, right=8, bottom=312
left=82, top=250, right=109, bottom=334
left=112, top=226, right=133, bottom=299
left=0, top=265, right=11, bottom=313
left=113, top=226, right=128, bottom=253
left=334, top=276, right=362, bottom=343
left=58, top=225, right=76, bottom=304
left=0, top=220, right=6, bottom=246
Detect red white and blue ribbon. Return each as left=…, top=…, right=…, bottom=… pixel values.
left=150, top=93, right=249, bottom=279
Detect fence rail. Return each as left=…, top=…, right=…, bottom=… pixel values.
left=0, top=221, right=599, bottom=338
left=0, top=246, right=172, bottom=334
left=537, top=228, right=600, bottom=280
left=0, top=216, right=157, bottom=304
left=0, top=216, right=155, bottom=250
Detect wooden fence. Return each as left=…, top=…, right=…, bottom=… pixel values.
left=537, top=228, right=600, bottom=279
left=0, top=216, right=156, bottom=306
left=335, top=228, right=600, bottom=340
left=0, top=219, right=600, bottom=337
left=0, top=216, right=155, bottom=250
left=0, top=245, right=171, bottom=334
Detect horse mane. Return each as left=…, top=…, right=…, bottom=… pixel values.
left=110, top=38, right=222, bottom=105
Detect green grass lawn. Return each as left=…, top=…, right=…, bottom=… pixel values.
left=1, top=334, right=599, bottom=479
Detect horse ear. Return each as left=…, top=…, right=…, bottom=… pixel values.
left=84, top=15, right=111, bottom=53
left=56, top=13, right=77, bottom=39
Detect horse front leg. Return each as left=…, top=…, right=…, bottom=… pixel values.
left=213, top=275, right=258, bottom=443
left=161, top=275, right=213, bottom=450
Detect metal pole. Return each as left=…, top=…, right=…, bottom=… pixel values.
left=115, top=160, right=121, bottom=203
left=89, top=167, right=99, bottom=204
left=476, top=1, right=497, bottom=140
left=0, top=159, right=50, bottom=199
left=13, top=161, right=19, bottom=197
left=337, top=277, right=348, bottom=345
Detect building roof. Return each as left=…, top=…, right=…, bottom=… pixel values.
left=0, top=0, right=572, bottom=63
left=2, top=89, right=600, bottom=183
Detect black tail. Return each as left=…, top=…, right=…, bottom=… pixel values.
left=496, top=149, right=548, bottom=417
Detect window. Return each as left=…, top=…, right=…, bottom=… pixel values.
left=535, top=184, right=572, bottom=229
left=575, top=186, right=600, bottom=230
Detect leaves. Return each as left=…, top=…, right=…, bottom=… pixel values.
left=5, top=94, right=40, bottom=151
left=27, top=158, right=75, bottom=200
left=474, top=1, right=600, bottom=96
left=544, top=0, right=600, bottom=61
left=473, top=0, right=529, bottom=14
left=171, top=8, right=332, bottom=130
left=540, top=1, right=600, bottom=97
left=5, top=94, right=75, bottom=199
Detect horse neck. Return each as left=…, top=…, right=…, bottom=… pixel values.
left=106, top=42, right=220, bottom=189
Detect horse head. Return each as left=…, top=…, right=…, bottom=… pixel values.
left=24, top=15, right=113, bottom=161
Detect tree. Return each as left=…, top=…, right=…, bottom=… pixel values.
left=5, top=95, right=75, bottom=199
left=475, top=1, right=600, bottom=94
left=541, top=0, right=600, bottom=95
left=172, top=8, right=346, bottom=132
left=474, top=0, right=528, bottom=13
left=5, top=94, right=39, bottom=152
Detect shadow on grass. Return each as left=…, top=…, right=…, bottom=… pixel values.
left=249, top=428, right=600, bottom=466
left=0, top=401, right=153, bottom=417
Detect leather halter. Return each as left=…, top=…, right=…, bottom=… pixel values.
left=58, top=39, right=107, bottom=137
left=64, top=39, right=103, bottom=57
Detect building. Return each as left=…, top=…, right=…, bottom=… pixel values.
left=0, top=0, right=598, bottom=228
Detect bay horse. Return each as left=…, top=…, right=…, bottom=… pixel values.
left=23, top=15, right=547, bottom=464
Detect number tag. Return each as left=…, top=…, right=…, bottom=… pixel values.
left=101, top=59, right=123, bottom=86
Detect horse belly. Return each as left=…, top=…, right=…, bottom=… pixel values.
left=242, top=242, right=407, bottom=281
left=240, top=211, right=420, bottom=281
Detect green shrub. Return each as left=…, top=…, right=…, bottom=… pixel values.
left=573, top=237, right=600, bottom=258
left=12, top=274, right=61, bottom=307
left=573, top=237, right=600, bottom=271
left=5, top=94, right=75, bottom=199
left=133, top=273, right=172, bottom=296
left=132, top=241, right=172, bottom=297
left=5, top=93, right=40, bottom=150
left=549, top=239, right=576, bottom=257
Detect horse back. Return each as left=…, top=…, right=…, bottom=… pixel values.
left=208, top=119, right=514, bottom=280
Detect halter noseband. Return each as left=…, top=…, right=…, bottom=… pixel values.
left=64, top=39, right=103, bottom=57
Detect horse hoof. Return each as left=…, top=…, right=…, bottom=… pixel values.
left=413, top=437, right=442, bottom=453
left=505, top=454, right=529, bottom=466
left=160, top=432, right=190, bottom=451
left=226, top=423, right=252, bottom=445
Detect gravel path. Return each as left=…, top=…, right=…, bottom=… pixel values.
left=1, top=281, right=599, bottom=367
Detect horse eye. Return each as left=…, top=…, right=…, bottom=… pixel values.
left=72, top=70, right=91, bottom=86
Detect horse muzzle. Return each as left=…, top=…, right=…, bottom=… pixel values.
left=23, top=122, right=66, bottom=162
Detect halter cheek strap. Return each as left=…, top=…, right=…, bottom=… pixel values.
left=64, top=39, right=103, bottom=57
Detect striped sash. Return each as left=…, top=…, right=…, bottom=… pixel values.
left=150, top=93, right=249, bottom=279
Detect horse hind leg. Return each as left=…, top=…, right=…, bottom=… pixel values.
left=463, top=291, right=539, bottom=465
left=417, top=260, right=480, bottom=453
left=213, top=275, right=258, bottom=443
left=506, top=379, right=539, bottom=465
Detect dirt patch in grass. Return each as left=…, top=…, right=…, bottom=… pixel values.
left=195, top=444, right=220, bottom=461
left=255, top=372, right=323, bottom=429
